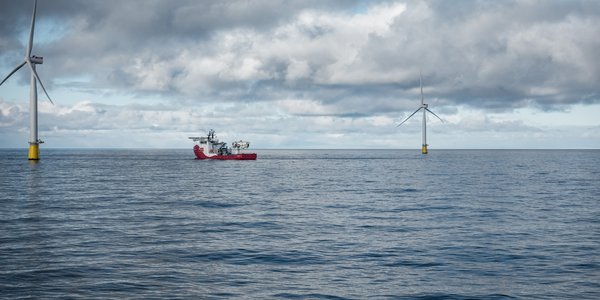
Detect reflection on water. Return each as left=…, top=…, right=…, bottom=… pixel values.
left=27, top=159, right=42, bottom=199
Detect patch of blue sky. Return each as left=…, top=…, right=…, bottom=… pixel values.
left=349, top=0, right=380, bottom=14
left=23, top=17, right=68, bottom=46
left=514, top=104, right=600, bottom=127
left=0, top=80, right=29, bottom=103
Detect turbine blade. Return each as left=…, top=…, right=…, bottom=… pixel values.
left=0, top=61, right=27, bottom=86
left=397, top=107, right=422, bottom=127
left=27, top=61, right=54, bottom=105
left=420, top=72, right=423, bottom=105
left=425, top=108, right=444, bottom=123
left=27, top=0, right=38, bottom=57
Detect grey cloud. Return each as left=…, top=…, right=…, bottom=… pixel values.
left=281, top=0, right=598, bottom=111
left=1, top=0, right=599, bottom=118
left=0, top=104, right=27, bottom=129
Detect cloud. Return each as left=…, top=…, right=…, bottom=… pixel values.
left=1, top=0, right=599, bottom=148
left=3, top=1, right=598, bottom=108
left=3, top=97, right=596, bottom=149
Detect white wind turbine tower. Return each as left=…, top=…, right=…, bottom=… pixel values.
left=0, top=0, right=54, bottom=160
left=397, top=73, right=443, bottom=154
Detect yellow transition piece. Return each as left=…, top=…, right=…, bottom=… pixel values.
left=28, top=143, right=39, bottom=160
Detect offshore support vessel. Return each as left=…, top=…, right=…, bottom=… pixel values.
left=189, top=129, right=257, bottom=160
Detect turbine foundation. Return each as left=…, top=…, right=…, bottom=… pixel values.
left=422, top=144, right=428, bottom=154
left=28, top=143, right=39, bottom=160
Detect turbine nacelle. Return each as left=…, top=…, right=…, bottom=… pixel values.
left=29, top=55, right=44, bottom=64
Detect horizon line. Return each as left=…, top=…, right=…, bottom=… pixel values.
left=1, top=147, right=599, bottom=151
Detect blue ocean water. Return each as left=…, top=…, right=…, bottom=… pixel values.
left=0, top=149, right=598, bottom=299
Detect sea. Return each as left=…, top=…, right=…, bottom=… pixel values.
left=0, top=149, right=598, bottom=299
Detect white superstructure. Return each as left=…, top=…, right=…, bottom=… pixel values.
left=189, top=129, right=251, bottom=157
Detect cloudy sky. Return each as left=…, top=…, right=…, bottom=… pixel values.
left=1, top=0, right=599, bottom=149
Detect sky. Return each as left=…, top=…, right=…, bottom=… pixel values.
left=1, top=0, right=599, bottom=149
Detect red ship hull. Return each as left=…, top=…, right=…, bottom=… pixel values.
left=193, top=145, right=257, bottom=160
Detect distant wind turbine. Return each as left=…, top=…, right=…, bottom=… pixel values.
left=0, top=0, right=54, bottom=160
left=397, top=73, right=443, bottom=154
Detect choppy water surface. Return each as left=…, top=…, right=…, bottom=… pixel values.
left=1, top=149, right=599, bottom=299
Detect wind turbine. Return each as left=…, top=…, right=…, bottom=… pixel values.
left=397, top=73, right=443, bottom=154
left=0, top=0, right=54, bottom=160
